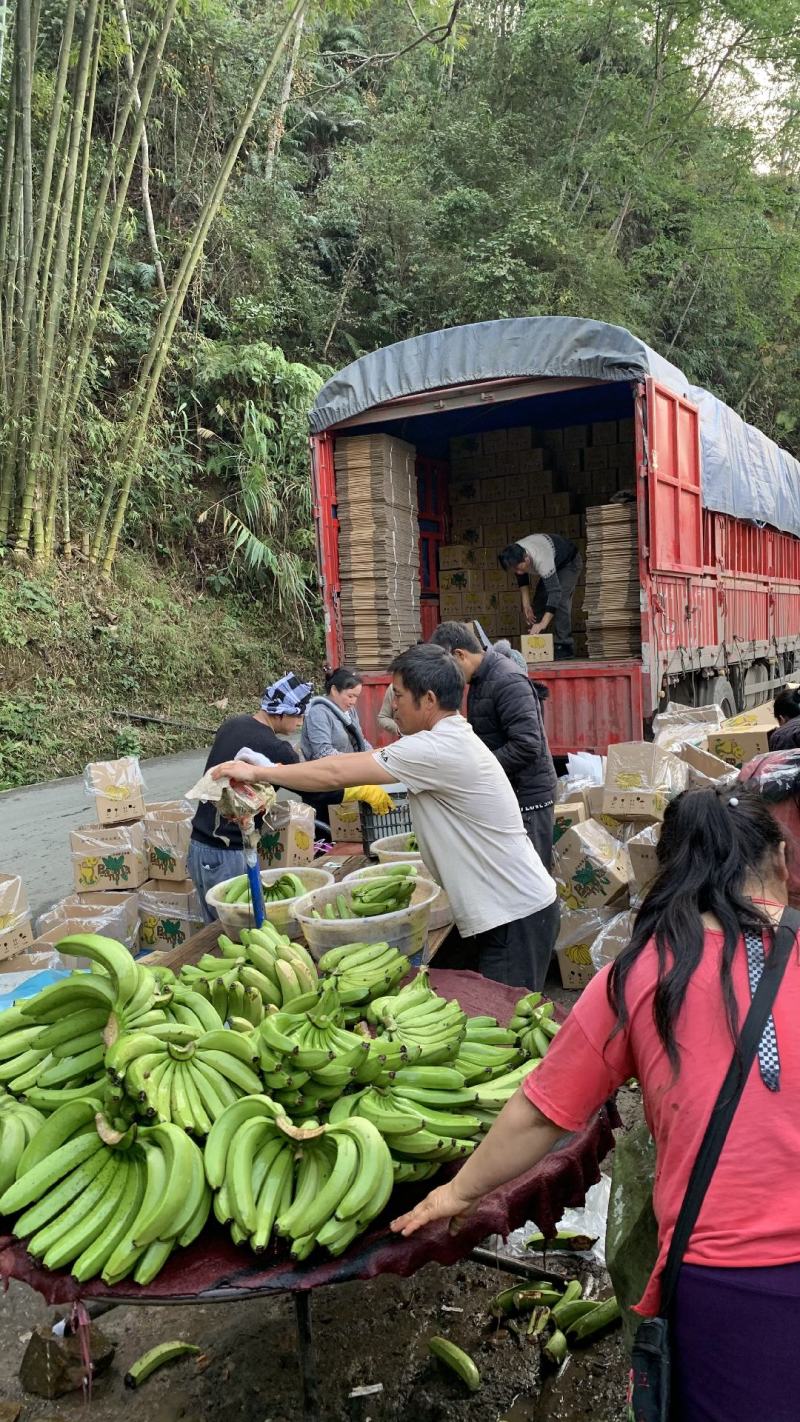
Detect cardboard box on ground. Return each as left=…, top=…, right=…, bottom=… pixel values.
left=70, top=820, right=149, bottom=891
left=257, top=802, right=316, bottom=868
left=138, top=879, right=203, bottom=953
left=84, top=756, right=146, bottom=826
left=0, top=874, right=33, bottom=963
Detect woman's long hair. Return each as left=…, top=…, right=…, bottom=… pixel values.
left=608, top=786, right=784, bottom=1071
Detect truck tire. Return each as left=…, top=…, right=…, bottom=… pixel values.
left=702, top=676, right=737, bottom=719
left=742, top=663, right=769, bottom=709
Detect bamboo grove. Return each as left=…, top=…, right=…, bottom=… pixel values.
left=0, top=0, right=308, bottom=575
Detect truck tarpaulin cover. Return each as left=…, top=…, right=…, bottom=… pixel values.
left=310, top=316, right=800, bottom=541
left=0, top=970, right=617, bottom=1304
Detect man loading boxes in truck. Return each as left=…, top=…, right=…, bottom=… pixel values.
left=498, top=532, right=583, bottom=660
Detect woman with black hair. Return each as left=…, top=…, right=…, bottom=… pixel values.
left=769, top=686, right=800, bottom=751
left=393, top=786, right=800, bottom=1421
left=300, top=668, right=372, bottom=759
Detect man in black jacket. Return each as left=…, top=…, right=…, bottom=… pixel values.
left=429, top=622, right=558, bottom=870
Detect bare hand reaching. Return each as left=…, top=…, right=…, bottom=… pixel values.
left=210, top=759, right=266, bottom=784
left=390, top=1178, right=480, bottom=1238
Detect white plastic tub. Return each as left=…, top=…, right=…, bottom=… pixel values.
left=292, top=877, right=438, bottom=962
left=370, top=831, right=419, bottom=862
left=343, top=861, right=453, bottom=933
left=205, top=867, right=335, bottom=939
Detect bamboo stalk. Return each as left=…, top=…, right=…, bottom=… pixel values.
left=98, top=0, right=310, bottom=576
left=115, top=0, right=166, bottom=295
left=15, top=0, right=98, bottom=557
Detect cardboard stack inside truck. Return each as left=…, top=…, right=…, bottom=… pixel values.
left=436, top=418, right=636, bottom=660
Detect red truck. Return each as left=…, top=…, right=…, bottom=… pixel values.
left=309, top=317, right=800, bottom=755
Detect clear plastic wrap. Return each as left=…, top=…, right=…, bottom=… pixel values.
left=0, top=873, right=28, bottom=926
left=680, top=742, right=737, bottom=788
left=708, top=708, right=777, bottom=766
left=144, top=803, right=193, bottom=881
left=556, top=752, right=606, bottom=802
left=627, top=823, right=661, bottom=890
left=589, top=910, right=636, bottom=971
left=84, top=755, right=146, bottom=824
left=603, top=742, right=689, bottom=820
left=69, top=820, right=149, bottom=890
left=652, top=701, right=724, bottom=753
left=185, top=768, right=277, bottom=846
left=36, top=899, right=129, bottom=940
left=32, top=910, right=137, bottom=955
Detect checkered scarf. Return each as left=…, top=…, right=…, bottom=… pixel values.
left=744, top=930, right=782, bottom=1091
left=261, top=673, right=313, bottom=716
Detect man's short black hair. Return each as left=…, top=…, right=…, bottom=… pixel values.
left=498, top=542, right=527, bottom=571
left=429, top=621, right=482, bottom=656
left=389, top=644, right=464, bottom=710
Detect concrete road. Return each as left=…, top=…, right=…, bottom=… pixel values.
left=0, top=750, right=207, bottom=922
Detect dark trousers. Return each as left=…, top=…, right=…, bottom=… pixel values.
left=470, top=898, right=561, bottom=991
left=533, top=553, right=583, bottom=652
left=521, top=803, right=555, bottom=873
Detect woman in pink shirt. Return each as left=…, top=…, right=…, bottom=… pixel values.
left=392, top=787, right=800, bottom=1422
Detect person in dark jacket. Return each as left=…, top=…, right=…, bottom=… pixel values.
left=769, top=688, right=800, bottom=752
left=429, top=622, right=558, bottom=870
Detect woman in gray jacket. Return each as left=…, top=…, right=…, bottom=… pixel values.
left=299, top=669, right=373, bottom=831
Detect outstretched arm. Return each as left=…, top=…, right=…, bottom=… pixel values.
left=391, top=1089, right=564, bottom=1236
left=211, top=751, right=396, bottom=793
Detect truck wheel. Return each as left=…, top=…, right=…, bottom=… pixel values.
left=702, top=676, right=737, bottom=718
left=742, top=663, right=769, bottom=709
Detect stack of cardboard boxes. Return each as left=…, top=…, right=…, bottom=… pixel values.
left=437, top=418, right=636, bottom=659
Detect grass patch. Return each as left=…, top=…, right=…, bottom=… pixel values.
left=0, top=554, right=323, bottom=790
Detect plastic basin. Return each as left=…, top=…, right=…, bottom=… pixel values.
left=343, top=861, right=453, bottom=932
left=292, top=877, right=438, bottom=963
left=205, top=867, right=335, bottom=939
left=370, top=831, right=419, bottom=862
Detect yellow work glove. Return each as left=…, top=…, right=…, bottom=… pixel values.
left=343, top=785, right=395, bottom=814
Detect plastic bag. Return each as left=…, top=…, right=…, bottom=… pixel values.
left=36, top=900, right=129, bottom=940
left=0, top=874, right=28, bottom=932
left=84, top=756, right=146, bottom=824
left=554, top=821, right=632, bottom=912
left=556, top=752, right=606, bottom=801
left=500, top=1175, right=611, bottom=1267
left=652, top=701, right=725, bottom=753
left=604, top=743, right=688, bottom=821
left=589, top=910, right=636, bottom=971
left=185, top=767, right=277, bottom=846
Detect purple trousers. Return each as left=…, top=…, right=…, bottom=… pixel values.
left=672, top=1261, right=800, bottom=1420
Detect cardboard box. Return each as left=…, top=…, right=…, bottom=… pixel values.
left=70, top=820, right=149, bottom=891
left=520, top=633, right=555, bottom=664
left=72, top=890, right=140, bottom=940
left=439, top=544, right=476, bottom=570
left=85, top=756, right=146, bottom=826
left=618, top=417, right=635, bottom=443
left=439, top=589, right=465, bottom=618
left=555, top=908, right=616, bottom=990
left=592, top=421, right=619, bottom=446
left=590, top=910, right=637, bottom=970
left=0, top=873, right=28, bottom=938
left=327, top=801, right=362, bottom=843
left=563, top=425, right=589, bottom=448
left=31, top=910, right=136, bottom=962
left=144, top=805, right=193, bottom=882
left=257, top=801, right=316, bottom=869
left=708, top=709, right=777, bottom=766
left=439, top=568, right=483, bottom=592
left=583, top=446, right=609, bottom=471
left=450, top=477, right=481, bottom=505
left=554, top=821, right=631, bottom=911
left=450, top=434, right=482, bottom=458
left=553, top=801, right=587, bottom=844
left=628, top=824, right=661, bottom=890
left=483, top=523, right=508, bottom=547
left=506, top=425, right=532, bottom=451
left=518, top=448, right=545, bottom=473
left=138, top=879, right=202, bottom=953
left=482, top=568, right=510, bottom=594
left=603, top=743, right=689, bottom=821
left=0, top=913, right=34, bottom=963
left=680, top=743, right=735, bottom=788
left=543, top=492, right=572, bottom=519
left=583, top=786, right=633, bottom=842
left=451, top=520, right=483, bottom=545
left=482, top=429, right=508, bottom=453
left=540, top=428, right=563, bottom=451
left=495, top=498, right=521, bottom=524
left=462, top=590, right=487, bottom=616
left=480, top=475, right=506, bottom=502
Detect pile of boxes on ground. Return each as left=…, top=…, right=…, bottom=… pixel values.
left=439, top=418, right=636, bottom=657
left=0, top=758, right=321, bottom=975
left=551, top=705, right=777, bottom=989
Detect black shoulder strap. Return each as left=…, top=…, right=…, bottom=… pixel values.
left=659, top=905, right=800, bottom=1313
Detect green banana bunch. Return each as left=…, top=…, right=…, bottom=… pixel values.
left=0, top=1093, right=45, bottom=1194
left=312, top=875, right=415, bottom=921
left=508, top=991, right=561, bottom=1060
left=319, top=940, right=409, bottom=1005
left=373, top=978, right=467, bottom=1066
left=180, top=926, right=316, bottom=1018
left=106, top=1025, right=262, bottom=1133
left=222, top=871, right=307, bottom=906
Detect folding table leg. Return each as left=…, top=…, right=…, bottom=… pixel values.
left=294, top=1291, right=320, bottom=1422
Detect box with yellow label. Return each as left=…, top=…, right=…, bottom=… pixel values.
left=439, top=568, right=483, bottom=592
left=707, top=709, right=777, bottom=766
left=554, top=821, right=631, bottom=912
left=85, top=756, right=145, bottom=826
left=628, top=824, right=661, bottom=890
left=555, top=907, right=616, bottom=989
left=327, top=801, right=362, bottom=843
left=70, top=821, right=149, bottom=891
left=603, top=743, right=688, bottom=821
left=257, top=802, right=316, bottom=869
left=520, top=633, right=554, bottom=664
left=553, top=801, right=587, bottom=844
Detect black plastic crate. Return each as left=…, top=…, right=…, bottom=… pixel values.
left=359, top=794, right=413, bottom=856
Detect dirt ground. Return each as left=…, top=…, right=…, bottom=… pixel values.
left=0, top=988, right=640, bottom=1422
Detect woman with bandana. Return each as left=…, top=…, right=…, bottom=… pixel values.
left=188, top=673, right=312, bottom=919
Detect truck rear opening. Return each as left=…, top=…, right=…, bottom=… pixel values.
left=310, top=319, right=800, bottom=754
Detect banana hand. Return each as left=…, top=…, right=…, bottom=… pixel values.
left=343, top=786, right=395, bottom=814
